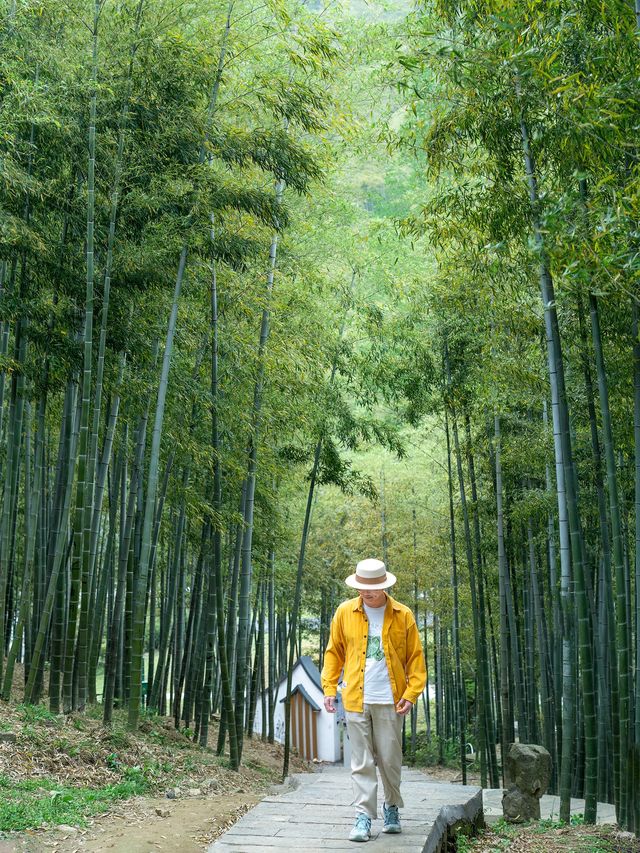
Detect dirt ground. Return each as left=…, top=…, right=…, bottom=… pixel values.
left=19, top=791, right=263, bottom=852
left=0, top=675, right=310, bottom=853
left=1, top=749, right=306, bottom=853
left=419, top=764, right=481, bottom=785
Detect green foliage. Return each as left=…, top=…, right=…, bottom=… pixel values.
left=536, top=815, right=585, bottom=830
left=409, top=734, right=461, bottom=770
left=2, top=0, right=637, bottom=830
left=0, top=775, right=149, bottom=832
left=385, top=0, right=640, bottom=825
left=16, top=704, right=59, bottom=726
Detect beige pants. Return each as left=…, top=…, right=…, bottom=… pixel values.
left=345, top=703, right=404, bottom=819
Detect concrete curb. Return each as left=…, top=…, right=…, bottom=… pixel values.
left=424, top=789, right=484, bottom=853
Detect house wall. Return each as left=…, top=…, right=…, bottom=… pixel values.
left=252, top=664, right=342, bottom=763
left=316, top=690, right=342, bottom=763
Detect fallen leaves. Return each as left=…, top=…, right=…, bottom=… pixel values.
left=468, top=823, right=640, bottom=853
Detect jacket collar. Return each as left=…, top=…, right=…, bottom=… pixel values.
left=352, top=593, right=401, bottom=612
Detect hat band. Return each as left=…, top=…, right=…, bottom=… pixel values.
left=355, top=573, right=386, bottom=585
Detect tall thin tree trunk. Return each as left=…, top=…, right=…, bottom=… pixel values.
left=518, top=105, right=596, bottom=822
left=444, top=408, right=467, bottom=785
left=66, top=0, right=101, bottom=712
left=465, top=414, right=499, bottom=787
left=282, top=434, right=322, bottom=779
left=0, top=315, right=27, bottom=685
left=446, top=381, right=488, bottom=786
left=200, top=207, right=237, bottom=765
left=235, top=176, right=284, bottom=760
left=2, top=404, right=39, bottom=699
left=633, top=300, right=640, bottom=752
left=25, top=382, right=81, bottom=704
left=589, top=291, right=630, bottom=824
left=267, top=547, right=276, bottom=743
left=494, top=414, right=513, bottom=784
left=127, top=2, right=233, bottom=730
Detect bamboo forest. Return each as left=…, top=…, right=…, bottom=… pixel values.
left=1, top=0, right=640, bottom=848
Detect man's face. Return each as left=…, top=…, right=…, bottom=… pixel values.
left=359, top=588, right=387, bottom=608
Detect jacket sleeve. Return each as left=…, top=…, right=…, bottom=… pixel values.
left=402, top=613, right=427, bottom=704
left=321, top=608, right=345, bottom=697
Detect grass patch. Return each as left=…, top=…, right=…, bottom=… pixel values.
left=16, top=703, right=59, bottom=726
left=0, top=774, right=149, bottom=832
left=457, top=820, right=638, bottom=853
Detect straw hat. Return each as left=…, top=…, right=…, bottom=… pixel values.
left=345, top=558, right=396, bottom=591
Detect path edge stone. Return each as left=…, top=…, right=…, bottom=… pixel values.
left=423, top=788, right=484, bottom=853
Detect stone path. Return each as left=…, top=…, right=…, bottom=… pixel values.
left=208, top=765, right=483, bottom=852
left=482, top=789, right=617, bottom=826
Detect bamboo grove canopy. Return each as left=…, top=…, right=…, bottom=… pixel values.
left=0, top=0, right=639, bottom=839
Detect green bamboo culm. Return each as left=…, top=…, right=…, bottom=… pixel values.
left=0, top=313, right=27, bottom=687
left=198, top=212, right=238, bottom=765
left=589, top=291, right=631, bottom=825
left=127, top=1, right=234, bottom=732
left=64, top=0, right=101, bottom=714
left=127, top=249, right=185, bottom=730
left=444, top=404, right=467, bottom=786
left=518, top=104, right=597, bottom=823
left=234, top=175, right=284, bottom=760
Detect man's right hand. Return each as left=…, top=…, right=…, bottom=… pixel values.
left=324, top=695, right=337, bottom=713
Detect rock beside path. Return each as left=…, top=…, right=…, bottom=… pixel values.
left=502, top=743, right=552, bottom=822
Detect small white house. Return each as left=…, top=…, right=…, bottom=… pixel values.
left=253, top=656, right=343, bottom=763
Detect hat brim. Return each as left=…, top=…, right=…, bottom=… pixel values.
left=345, top=572, right=397, bottom=590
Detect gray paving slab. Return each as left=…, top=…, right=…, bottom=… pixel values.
left=209, top=766, right=483, bottom=852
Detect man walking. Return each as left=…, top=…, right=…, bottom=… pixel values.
left=321, top=558, right=427, bottom=842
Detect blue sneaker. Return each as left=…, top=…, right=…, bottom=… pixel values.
left=349, top=813, right=372, bottom=842
left=382, top=803, right=401, bottom=834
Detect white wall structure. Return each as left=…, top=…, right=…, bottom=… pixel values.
left=253, top=656, right=342, bottom=763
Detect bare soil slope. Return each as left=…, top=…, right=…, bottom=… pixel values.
left=0, top=690, right=309, bottom=853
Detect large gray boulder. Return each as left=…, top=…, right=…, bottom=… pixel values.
left=502, top=743, right=552, bottom=822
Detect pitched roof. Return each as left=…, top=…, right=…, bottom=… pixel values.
left=271, top=655, right=322, bottom=692
left=279, top=682, right=321, bottom=711
left=296, top=655, right=321, bottom=691
left=261, top=655, right=323, bottom=699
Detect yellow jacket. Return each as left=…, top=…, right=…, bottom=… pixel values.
left=321, top=594, right=427, bottom=713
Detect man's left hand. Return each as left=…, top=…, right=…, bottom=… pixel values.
left=396, top=698, right=413, bottom=716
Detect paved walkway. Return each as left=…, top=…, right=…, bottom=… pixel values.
left=482, top=789, right=617, bottom=825
left=209, top=765, right=483, bottom=852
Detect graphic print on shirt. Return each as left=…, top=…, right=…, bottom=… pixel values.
left=366, top=635, right=384, bottom=661
left=362, top=602, right=394, bottom=703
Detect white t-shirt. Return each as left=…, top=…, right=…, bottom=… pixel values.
left=363, top=602, right=394, bottom=704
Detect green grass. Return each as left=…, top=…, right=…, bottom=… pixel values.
left=534, top=814, right=585, bottom=830
left=0, top=774, right=149, bottom=832
left=457, top=818, right=632, bottom=853
left=16, top=703, right=59, bottom=726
